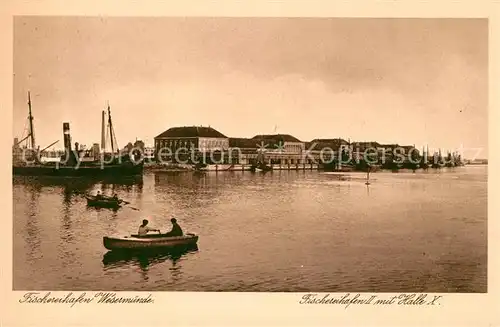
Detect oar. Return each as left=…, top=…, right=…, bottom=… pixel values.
left=119, top=200, right=140, bottom=211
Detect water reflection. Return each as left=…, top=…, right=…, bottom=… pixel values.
left=21, top=182, right=42, bottom=261
left=13, top=176, right=96, bottom=196
left=155, top=171, right=197, bottom=187
left=154, top=171, right=247, bottom=194
left=13, top=175, right=144, bottom=195
left=61, top=188, right=74, bottom=244
left=102, top=244, right=199, bottom=280
left=100, top=175, right=144, bottom=194
left=14, top=166, right=487, bottom=292
left=85, top=204, right=121, bottom=213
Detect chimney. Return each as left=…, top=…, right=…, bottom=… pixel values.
left=63, top=122, right=71, bottom=152
left=101, top=110, right=106, bottom=151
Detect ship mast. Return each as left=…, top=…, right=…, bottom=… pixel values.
left=27, top=91, right=36, bottom=149
left=107, top=103, right=114, bottom=153
left=107, top=103, right=118, bottom=153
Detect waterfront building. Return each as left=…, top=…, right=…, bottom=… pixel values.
left=144, top=147, right=155, bottom=160
left=228, top=137, right=258, bottom=165
left=251, top=134, right=306, bottom=165
left=308, top=138, right=349, bottom=150
left=91, top=143, right=100, bottom=158
left=228, top=134, right=305, bottom=163
left=122, top=142, right=134, bottom=153
left=304, top=138, right=353, bottom=169
left=154, top=126, right=229, bottom=162
left=149, top=125, right=427, bottom=170
left=133, top=140, right=145, bottom=151
left=252, top=134, right=305, bottom=153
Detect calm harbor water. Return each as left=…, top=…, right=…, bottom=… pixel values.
left=13, top=166, right=487, bottom=292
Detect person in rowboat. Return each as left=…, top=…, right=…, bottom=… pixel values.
left=164, top=218, right=183, bottom=237
left=138, top=219, right=160, bottom=236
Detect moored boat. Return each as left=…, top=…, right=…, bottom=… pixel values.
left=13, top=93, right=144, bottom=177
left=194, top=164, right=236, bottom=171
left=86, top=194, right=122, bottom=208
left=250, top=163, right=272, bottom=172
left=15, top=162, right=143, bottom=177
left=103, top=233, right=199, bottom=251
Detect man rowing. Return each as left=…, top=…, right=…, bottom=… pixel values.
left=137, top=219, right=160, bottom=236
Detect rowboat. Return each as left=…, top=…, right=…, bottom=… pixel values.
left=103, top=233, right=199, bottom=251
left=250, top=163, right=272, bottom=172
left=86, top=195, right=122, bottom=209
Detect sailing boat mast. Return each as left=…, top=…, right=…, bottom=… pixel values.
left=27, top=91, right=36, bottom=149
left=107, top=103, right=115, bottom=153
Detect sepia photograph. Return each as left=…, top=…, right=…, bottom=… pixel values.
left=12, top=16, right=488, bottom=294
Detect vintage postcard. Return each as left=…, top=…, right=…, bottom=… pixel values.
left=1, top=0, right=499, bottom=326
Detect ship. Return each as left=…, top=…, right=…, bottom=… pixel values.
left=249, top=144, right=272, bottom=172
left=12, top=92, right=144, bottom=177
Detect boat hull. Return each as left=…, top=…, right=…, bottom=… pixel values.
left=103, top=233, right=199, bottom=251
left=250, top=164, right=272, bottom=172
left=86, top=196, right=121, bottom=209
left=13, top=162, right=144, bottom=177
left=195, top=164, right=236, bottom=171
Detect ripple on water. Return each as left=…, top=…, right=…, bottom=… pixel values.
left=13, top=168, right=487, bottom=292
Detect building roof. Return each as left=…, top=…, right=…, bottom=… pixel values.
left=155, top=126, right=228, bottom=139
left=400, top=145, right=416, bottom=150
left=351, top=141, right=382, bottom=149
left=378, top=143, right=401, bottom=149
left=251, top=134, right=302, bottom=143
left=229, top=137, right=257, bottom=148
left=307, top=138, right=349, bottom=150
left=311, top=138, right=349, bottom=143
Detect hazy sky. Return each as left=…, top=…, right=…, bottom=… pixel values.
left=13, top=17, right=487, bottom=155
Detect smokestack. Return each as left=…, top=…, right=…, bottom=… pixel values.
left=63, top=122, right=71, bottom=152
left=101, top=110, right=106, bottom=151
